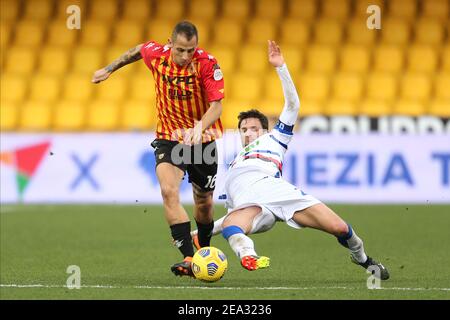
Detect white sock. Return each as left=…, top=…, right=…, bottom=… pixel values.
left=227, top=233, right=257, bottom=259
left=347, top=232, right=368, bottom=263
left=212, top=216, right=226, bottom=236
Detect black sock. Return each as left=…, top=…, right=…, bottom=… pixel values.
left=170, top=221, right=194, bottom=258
left=196, top=220, right=214, bottom=248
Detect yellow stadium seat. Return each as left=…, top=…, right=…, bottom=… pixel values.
left=247, top=19, right=278, bottom=46
left=279, top=19, right=310, bottom=48
left=297, top=99, right=323, bottom=117
left=188, top=0, right=218, bottom=21
left=264, top=73, right=285, bottom=101
left=392, top=100, right=426, bottom=116
left=23, top=0, right=53, bottom=21
left=414, top=19, right=444, bottom=46
left=47, top=20, right=79, bottom=48
left=306, top=45, right=336, bottom=74
left=62, top=74, right=94, bottom=102
left=0, top=22, right=11, bottom=51
left=280, top=46, right=303, bottom=74
left=254, top=0, right=284, bottom=21
left=56, top=0, right=87, bottom=19
left=212, top=19, right=244, bottom=47
left=222, top=0, right=251, bottom=21
left=155, top=0, right=185, bottom=20
left=359, top=99, right=392, bottom=117
left=435, top=73, right=450, bottom=101
left=121, top=100, right=157, bottom=130
left=340, top=45, right=370, bottom=74
left=87, top=100, right=120, bottom=131
left=129, top=75, right=157, bottom=101
left=229, top=74, right=263, bottom=103
left=80, top=21, right=110, bottom=46
left=0, top=0, right=20, bottom=22
left=366, top=73, right=398, bottom=102
left=147, top=19, right=176, bottom=44
left=188, top=20, right=211, bottom=46
left=89, top=0, right=119, bottom=21
left=429, top=99, right=450, bottom=117
left=0, top=74, right=28, bottom=104
left=257, top=99, right=287, bottom=117
left=123, top=0, right=152, bottom=22
left=346, top=18, right=379, bottom=47
left=96, top=76, right=128, bottom=101
left=423, top=0, right=449, bottom=21
left=29, top=75, right=61, bottom=103
left=221, top=99, right=251, bottom=129
left=354, top=0, right=384, bottom=17
left=400, top=73, right=432, bottom=102
left=207, top=47, right=236, bottom=74
left=314, top=19, right=344, bottom=46
left=322, top=0, right=351, bottom=21
left=407, top=45, right=438, bottom=74
left=297, top=73, right=330, bottom=102
left=0, top=100, right=18, bottom=131
left=19, top=101, right=53, bottom=131
left=39, top=47, right=70, bottom=76
left=53, top=100, right=86, bottom=131
left=113, top=20, right=144, bottom=47
left=373, top=45, right=404, bottom=73
left=324, top=100, right=357, bottom=116
left=72, top=46, right=104, bottom=74
left=443, top=45, right=450, bottom=72
left=380, top=18, right=411, bottom=46
left=388, top=0, right=418, bottom=20
left=239, top=46, right=267, bottom=73
left=5, top=46, right=37, bottom=75
left=287, top=0, right=318, bottom=21
left=14, top=20, right=45, bottom=48
left=331, top=73, right=364, bottom=103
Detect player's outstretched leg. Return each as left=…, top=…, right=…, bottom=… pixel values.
left=221, top=206, right=270, bottom=271
left=293, top=203, right=389, bottom=280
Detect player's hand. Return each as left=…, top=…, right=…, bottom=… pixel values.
left=91, top=68, right=112, bottom=84
left=183, top=122, right=203, bottom=146
left=268, top=40, right=285, bottom=68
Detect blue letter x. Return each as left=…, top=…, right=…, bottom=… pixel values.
left=70, top=153, right=100, bottom=190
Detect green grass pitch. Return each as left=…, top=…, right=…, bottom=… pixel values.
left=1, top=204, right=449, bottom=300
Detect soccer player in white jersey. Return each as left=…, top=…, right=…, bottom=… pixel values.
left=192, top=40, right=390, bottom=280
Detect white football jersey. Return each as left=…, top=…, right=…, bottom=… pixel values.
left=228, top=121, right=294, bottom=178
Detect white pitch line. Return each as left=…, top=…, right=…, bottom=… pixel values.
left=1, top=284, right=449, bottom=292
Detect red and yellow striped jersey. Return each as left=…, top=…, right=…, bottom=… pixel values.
left=140, top=41, right=225, bottom=142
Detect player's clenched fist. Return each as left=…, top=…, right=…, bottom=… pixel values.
left=91, top=68, right=112, bottom=84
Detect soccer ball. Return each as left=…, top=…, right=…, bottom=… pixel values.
left=191, top=246, right=228, bottom=282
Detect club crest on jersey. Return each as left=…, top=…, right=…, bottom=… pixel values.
left=213, top=69, right=223, bottom=81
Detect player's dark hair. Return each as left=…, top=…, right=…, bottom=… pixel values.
left=172, top=21, right=198, bottom=43
left=237, top=109, right=269, bottom=130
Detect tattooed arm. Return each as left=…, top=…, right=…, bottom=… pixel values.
left=91, top=44, right=143, bottom=83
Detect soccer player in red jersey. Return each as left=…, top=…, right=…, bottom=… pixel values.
left=92, top=21, right=224, bottom=277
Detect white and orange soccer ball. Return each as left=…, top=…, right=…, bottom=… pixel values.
left=191, top=246, right=228, bottom=282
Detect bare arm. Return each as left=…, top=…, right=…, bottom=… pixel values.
left=91, top=44, right=144, bottom=83
left=184, top=100, right=223, bottom=145
left=268, top=40, right=300, bottom=126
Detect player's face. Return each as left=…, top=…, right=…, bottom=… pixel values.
left=169, top=34, right=198, bottom=67
left=239, top=118, right=265, bottom=147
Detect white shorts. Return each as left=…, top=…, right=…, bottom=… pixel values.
left=224, top=170, right=322, bottom=231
